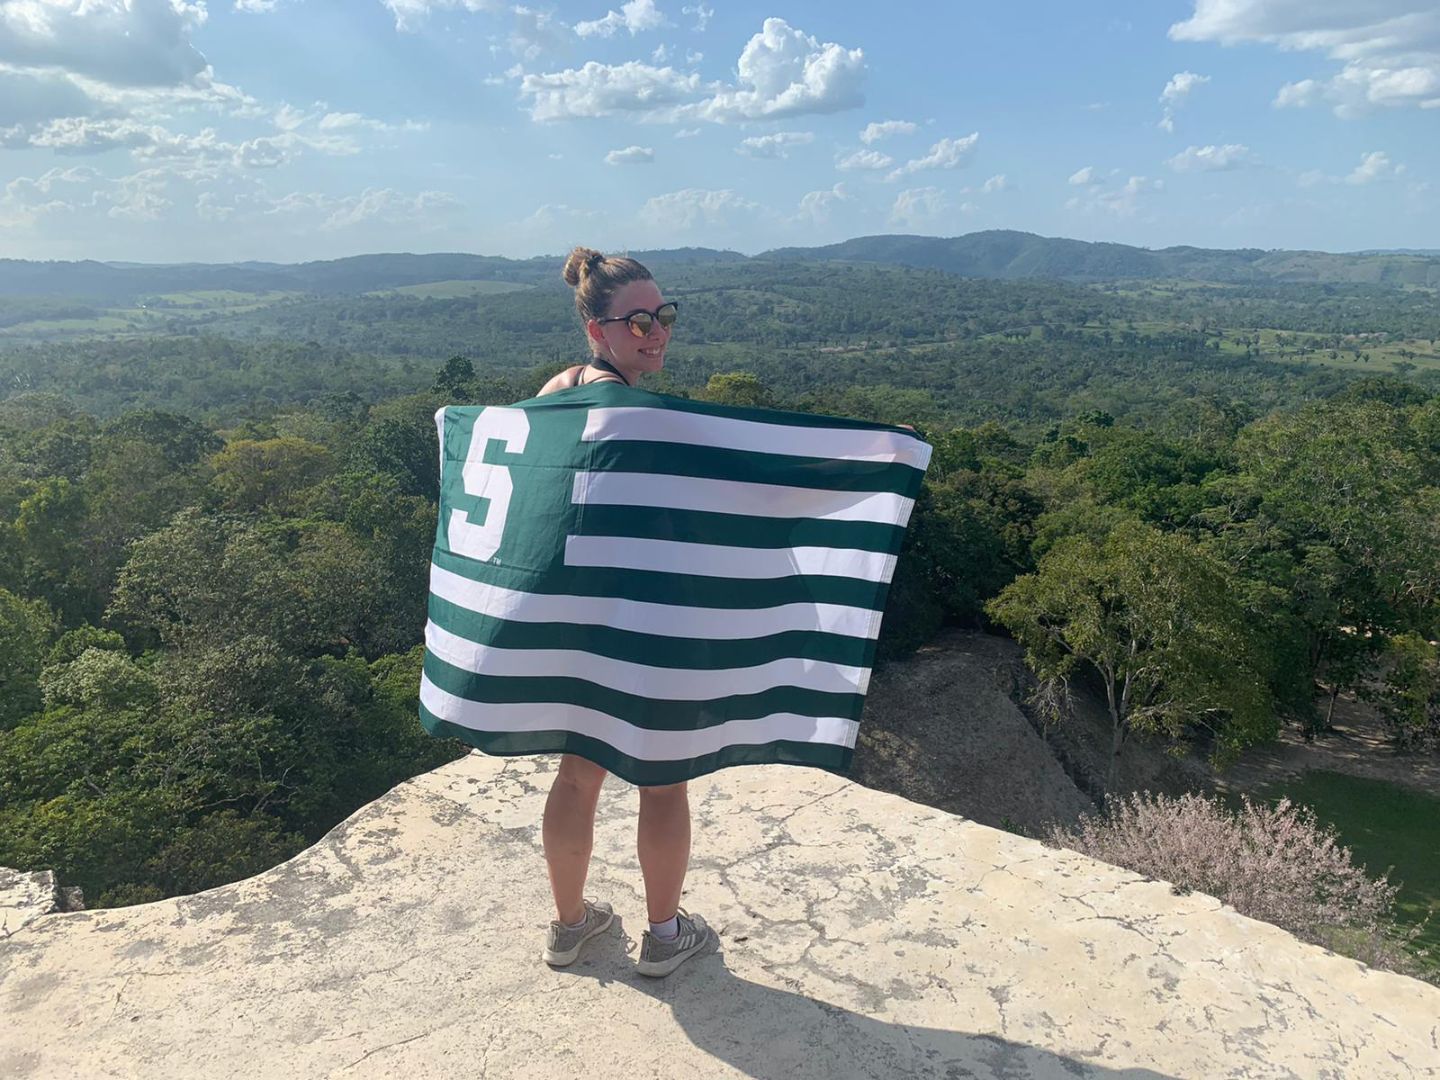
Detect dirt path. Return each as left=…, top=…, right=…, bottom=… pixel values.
left=1211, top=694, right=1440, bottom=800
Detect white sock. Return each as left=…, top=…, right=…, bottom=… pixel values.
left=649, top=915, right=679, bottom=941
left=563, top=912, right=587, bottom=930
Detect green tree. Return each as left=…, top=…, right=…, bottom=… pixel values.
left=700, top=372, right=775, bottom=408
left=209, top=436, right=335, bottom=515
left=986, top=520, right=1273, bottom=793
left=0, top=588, right=57, bottom=729
left=431, top=354, right=476, bottom=397
left=1207, top=398, right=1440, bottom=727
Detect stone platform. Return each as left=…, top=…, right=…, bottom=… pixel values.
left=3, top=753, right=1437, bottom=1079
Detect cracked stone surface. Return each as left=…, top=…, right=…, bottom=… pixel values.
left=2, top=753, right=1438, bottom=1079
left=0, top=869, right=64, bottom=941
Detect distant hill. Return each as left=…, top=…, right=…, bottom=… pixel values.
left=4, top=231, right=1438, bottom=300
left=0, top=252, right=554, bottom=301
left=758, top=231, right=1440, bottom=287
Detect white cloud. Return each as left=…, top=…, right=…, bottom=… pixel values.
left=1166, top=143, right=1253, bottom=171
left=1159, top=70, right=1209, bottom=131
left=1106, top=175, right=1162, bottom=215
left=519, top=61, right=701, bottom=121
left=381, top=0, right=504, bottom=32
left=0, top=166, right=102, bottom=229
left=259, top=185, right=462, bottom=231
left=681, top=3, right=712, bottom=32
left=319, top=187, right=463, bottom=230
left=0, top=0, right=210, bottom=88
left=1160, top=71, right=1210, bottom=106
left=1068, top=165, right=1100, bottom=186
left=886, top=133, right=979, bottom=181
left=0, top=163, right=177, bottom=226
left=517, top=202, right=604, bottom=232
left=1347, top=150, right=1402, bottom=184
left=1274, top=79, right=1323, bottom=108
left=575, top=0, right=666, bottom=38
left=836, top=148, right=892, bottom=171
left=519, top=18, right=865, bottom=123
left=859, top=119, right=916, bottom=144
left=234, top=0, right=282, bottom=11
left=0, top=0, right=264, bottom=135
left=736, top=130, right=814, bottom=158
left=1171, top=1, right=1440, bottom=113
left=889, top=186, right=947, bottom=229
left=2, top=99, right=397, bottom=178
left=685, top=49, right=703, bottom=65
left=604, top=144, right=654, bottom=164
left=0, top=68, right=97, bottom=127
left=982, top=173, right=1009, bottom=193
left=694, top=18, right=865, bottom=121
left=795, top=182, right=849, bottom=224
left=640, top=187, right=759, bottom=229
left=652, top=43, right=670, bottom=63
left=317, top=110, right=425, bottom=133
left=1066, top=175, right=1163, bottom=217
left=673, top=126, right=701, bottom=138
left=508, top=6, right=569, bottom=60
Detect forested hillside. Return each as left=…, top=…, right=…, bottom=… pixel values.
left=1, top=245, right=1437, bottom=976
left=5, top=230, right=1440, bottom=302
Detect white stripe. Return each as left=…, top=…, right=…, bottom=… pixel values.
left=429, top=562, right=883, bottom=640
left=582, top=406, right=932, bottom=471
left=420, top=674, right=859, bottom=761
left=573, top=471, right=913, bottom=524
left=425, top=621, right=868, bottom=697
left=565, top=535, right=896, bottom=583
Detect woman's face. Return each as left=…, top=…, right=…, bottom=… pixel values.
left=587, top=278, right=669, bottom=380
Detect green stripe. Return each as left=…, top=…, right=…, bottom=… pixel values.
left=419, top=703, right=853, bottom=787
left=423, top=650, right=864, bottom=730
left=427, top=593, right=877, bottom=669
left=572, top=504, right=904, bottom=553
left=431, top=547, right=892, bottom=610
left=580, top=442, right=923, bottom=494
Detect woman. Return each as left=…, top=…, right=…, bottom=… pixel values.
left=536, top=246, right=711, bottom=977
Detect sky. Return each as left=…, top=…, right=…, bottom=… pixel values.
left=0, top=0, right=1437, bottom=263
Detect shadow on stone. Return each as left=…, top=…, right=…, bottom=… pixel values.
left=554, top=918, right=1179, bottom=1080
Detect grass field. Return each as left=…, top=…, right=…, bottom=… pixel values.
left=365, top=279, right=534, bottom=298
left=1257, top=770, right=1439, bottom=978
left=0, top=290, right=301, bottom=342
left=146, top=289, right=300, bottom=310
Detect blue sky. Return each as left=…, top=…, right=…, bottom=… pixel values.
left=1, top=0, right=1436, bottom=262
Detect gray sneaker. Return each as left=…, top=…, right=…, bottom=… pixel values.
left=542, top=899, right=614, bottom=966
left=636, top=909, right=714, bottom=978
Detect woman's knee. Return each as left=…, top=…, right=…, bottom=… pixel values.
left=638, top=780, right=688, bottom=804
left=554, top=754, right=607, bottom=794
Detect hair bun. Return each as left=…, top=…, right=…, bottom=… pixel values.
left=562, top=246, right=606, bottom=287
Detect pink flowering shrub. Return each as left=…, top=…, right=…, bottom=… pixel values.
left=1048, top=791, right=1427, bottom=978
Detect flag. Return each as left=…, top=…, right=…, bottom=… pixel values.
left=419, top=382, right=932, bottom=786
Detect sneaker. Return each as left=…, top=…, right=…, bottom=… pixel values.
left=542, top=899, right=614, bottom=967
left=636, top=909, right=714, bottom=978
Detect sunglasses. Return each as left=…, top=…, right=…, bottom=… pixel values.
left=598, top=301, right=678, bottom=338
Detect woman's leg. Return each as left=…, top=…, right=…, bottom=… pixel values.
left=543, top=754, right=608, bottom=925
left=637, top=781, right=691, bottom=923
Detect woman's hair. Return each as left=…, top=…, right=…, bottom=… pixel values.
left=562, top=246, right=653, bottom=323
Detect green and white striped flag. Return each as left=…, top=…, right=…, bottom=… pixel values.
left=420, top=382, right=932, bottom=786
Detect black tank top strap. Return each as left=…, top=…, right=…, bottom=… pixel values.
left=587, top=355, right=630, bottom=385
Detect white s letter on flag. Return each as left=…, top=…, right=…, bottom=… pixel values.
left=447, top=407, right=530, bottom=561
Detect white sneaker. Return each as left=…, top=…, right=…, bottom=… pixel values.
left=636, top=909, right=714, bottom=977
left=542, top=899, right=614, bottom=966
